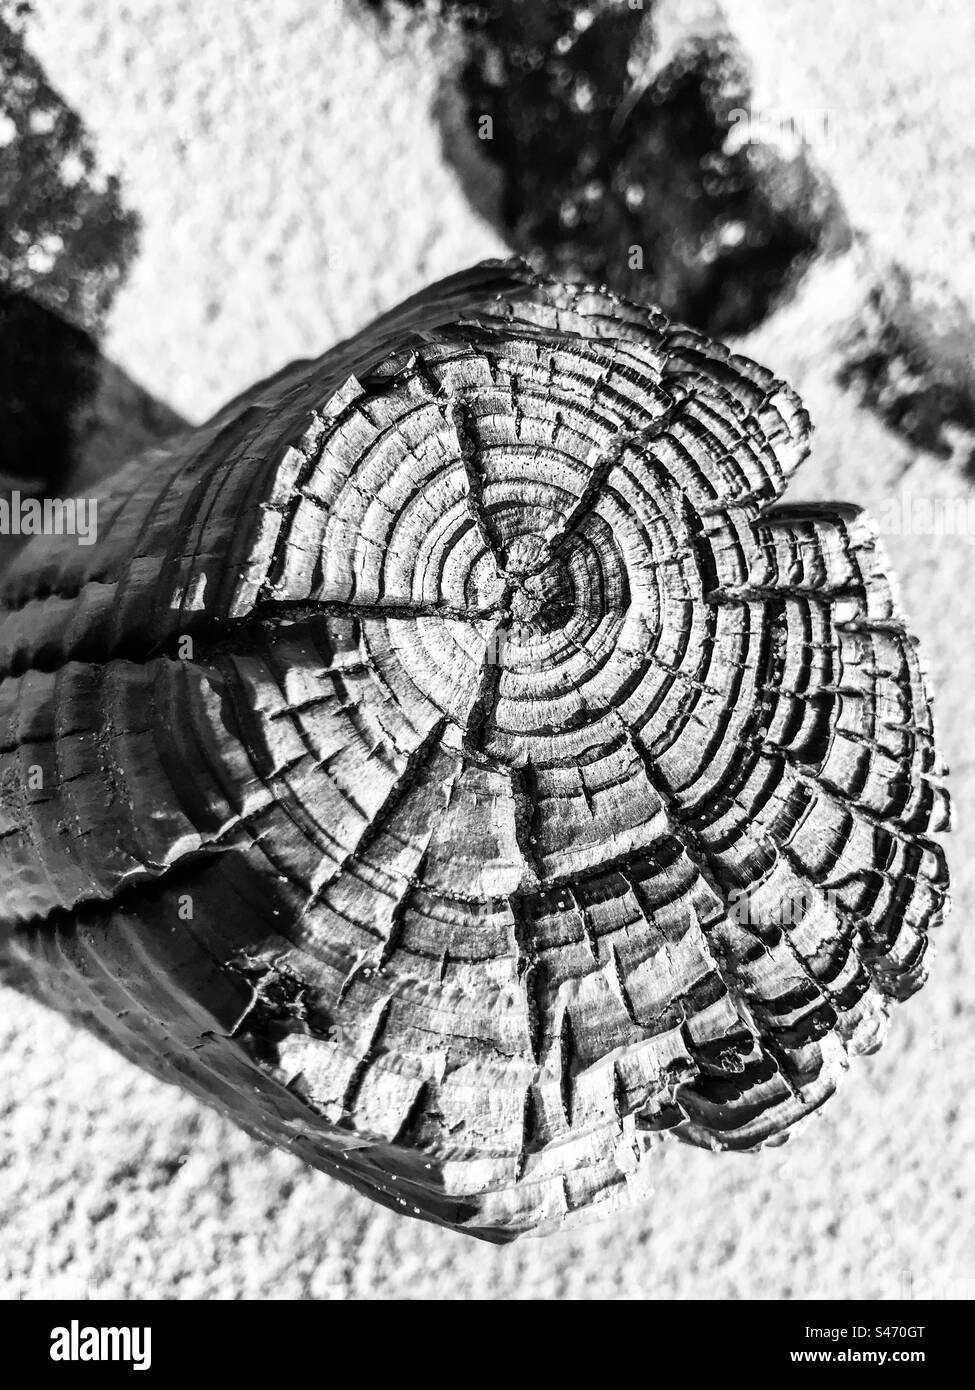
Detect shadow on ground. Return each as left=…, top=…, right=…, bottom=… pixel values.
left=0, top=8, right=180, bottom=503
left=365, top=0, right=849, bottom=337
left=364, top=0, right=975, bottom=468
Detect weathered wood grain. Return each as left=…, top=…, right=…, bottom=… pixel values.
left=0, top=258, right=949, bottom=1240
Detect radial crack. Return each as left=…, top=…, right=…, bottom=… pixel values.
left=298, top=717, right=450, bottom=923
left=525, top=392, right=694, bottom=576
left=445, top=395, right=507, bottom=570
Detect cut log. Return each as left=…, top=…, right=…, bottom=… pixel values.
left=0, top=258, right=949, bottom=1240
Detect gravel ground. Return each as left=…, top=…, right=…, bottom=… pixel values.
left=1, top=0, right=972, bottom=1300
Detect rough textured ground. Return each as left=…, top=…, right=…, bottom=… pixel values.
left=0, top=0, right=972, bottom=1299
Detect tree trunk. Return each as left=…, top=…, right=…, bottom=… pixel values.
left=0, top=258, right=949, bottom=1240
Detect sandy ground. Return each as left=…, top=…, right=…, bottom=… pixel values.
left=1, top=0, right=972, bottom=1299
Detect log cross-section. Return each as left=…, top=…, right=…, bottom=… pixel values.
left=0, top=259, right=949, bottom=1240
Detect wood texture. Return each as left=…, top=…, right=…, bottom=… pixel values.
left=0, top=258, right=949, bottom=1240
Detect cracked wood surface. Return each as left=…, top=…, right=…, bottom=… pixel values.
left=0, top=258, right=949, bottom=1240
